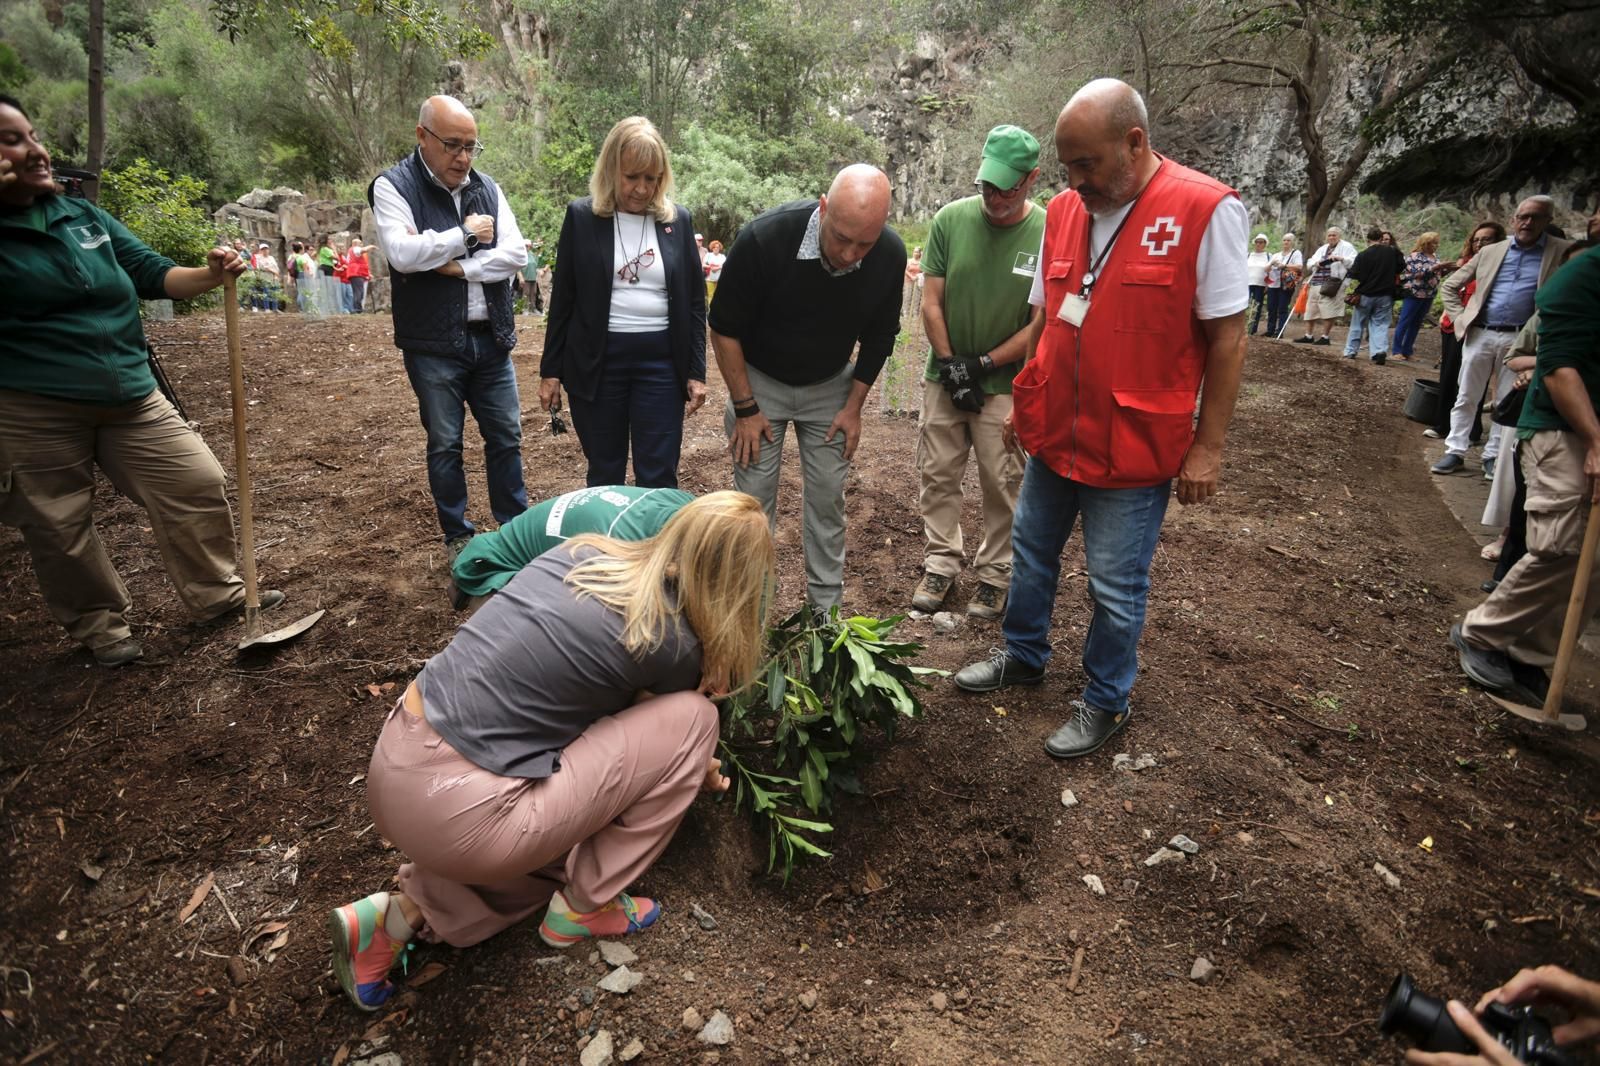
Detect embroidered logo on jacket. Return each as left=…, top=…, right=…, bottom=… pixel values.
left=1141, top=218, right=1182, bottom=256
left=72, top=224, right=110, bottom=249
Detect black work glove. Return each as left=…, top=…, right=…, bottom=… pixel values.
left=938, top=355, right=987, bottom=413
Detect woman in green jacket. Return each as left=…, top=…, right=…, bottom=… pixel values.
left=0, top=95, right=286, bottom=666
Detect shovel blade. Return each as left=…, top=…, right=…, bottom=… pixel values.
left=1484, top=692, right=1587, bottom=731
left=239, top=608, right=326, bottom=651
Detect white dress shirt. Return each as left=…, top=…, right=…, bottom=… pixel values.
left=371, top=157, right=528, bottom=322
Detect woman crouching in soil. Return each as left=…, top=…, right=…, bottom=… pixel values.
left=330, top=491, right=774, bottom=1010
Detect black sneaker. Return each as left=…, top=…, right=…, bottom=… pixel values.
left=1044, top=700, right=1130, bottom=759
left=1294, top=335, right=1316, bottom=344
left=1450, top=623, right=1515, bottom=691
left=953, top=649, right=1045, bottom=692
left=1315, top=337, right=1331, bottom=346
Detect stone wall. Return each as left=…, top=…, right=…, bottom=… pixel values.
left=214, top=187, right=390, bottom=310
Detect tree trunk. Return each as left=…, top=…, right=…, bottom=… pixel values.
left=85, top=0, right=104, bottom=201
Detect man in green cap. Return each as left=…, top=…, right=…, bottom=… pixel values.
left=911, top=124, right=1045, bottom=619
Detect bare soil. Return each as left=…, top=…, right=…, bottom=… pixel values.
left=2, top=313, right=1598, bottom=1065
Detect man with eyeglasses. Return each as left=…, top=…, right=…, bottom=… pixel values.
left=368, top=95, right=530, bottom=565
left=708, top=164, right=906, bottom=609
left=910, top=125, right=1045, bottom=621
left=1434, top=196, right=1572, bottom=479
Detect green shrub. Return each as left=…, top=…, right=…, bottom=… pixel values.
left=101, top=159, right=228, bottom=311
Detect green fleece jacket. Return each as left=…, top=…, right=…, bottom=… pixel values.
left=0, top=194, right=175, bottom=405
left=1518, top=250, right=1600, bottom=437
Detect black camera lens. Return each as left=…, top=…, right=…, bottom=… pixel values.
left=1379, top=973, right=1476, bottom=1053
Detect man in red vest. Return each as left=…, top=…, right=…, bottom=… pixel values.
left=954, top=78, right=1248, bottom=759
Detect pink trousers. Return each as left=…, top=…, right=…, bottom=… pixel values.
left=366, top=692, right=718, bottom=947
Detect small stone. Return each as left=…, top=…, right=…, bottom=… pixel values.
left=798, top=990, right=817, bottom=1011
left=1133, top=753, right=1157, bottom=771
left=1122, top=800, right=1134, bottom=814
left=533, top=956, right=565, bottom=968
left=682, top=1007, right=705, bottom=1032
left=682, top=970, right=697, bottom=983
left=1374, top=862, right=1402, bottom=889
left=599, top=941, right=638, bottom=968
left=579, top=987, right=597, bottom=1006
left=907, top=608, right=929, bottom=621
left=598, top=966, right=642, bottom=994
left=1076, top=853, right=1093, bottom=867
left=1144, top=847, right=1185, bottom=867
left=563, top=994, right=582, bottom=1013
left=690, top=902, right=718, bottom=931
left=931, top=611, right=962, bottom=633
left=580, top=1029, right=615, bottom=1066
left=930, top=991, right=948, bottom=1012
left=1169, top=834, right=1200, bottom=855
left=619, top=1038, right=644, bottom=1062
left=1190, top=957, right=1216, bottom=984
left=349, top=1055, right=402, bottom=1066
left=1060, top=789, right=1078, bottom=808
left=588, top=951, right=601, bottom=965
left=1235, top=831, right=1255, bottom=846
left=697, top=1010, right=735, bottom=1045
left=1082, top=874, right=1106, bottom=896
left=952, top=987, right=970, bottom=1005
left=1112, top=753, right=1133, bottom=771
left=225, top=957, right=251, bottom=987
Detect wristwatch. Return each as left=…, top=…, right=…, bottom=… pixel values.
left=980, top=353, right=996, bottom=372
left=463, top=230, right=480, bottom=252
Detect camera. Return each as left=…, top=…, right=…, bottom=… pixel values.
left=51, top=165, right=97, bottom=199
left=1379, top=973, right=1576, bottom=1065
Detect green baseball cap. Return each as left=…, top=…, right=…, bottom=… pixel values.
left=975, top=125, right=1040, bottom=189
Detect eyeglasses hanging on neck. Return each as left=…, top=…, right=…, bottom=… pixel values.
left=618, top=247, right=657, bottom=285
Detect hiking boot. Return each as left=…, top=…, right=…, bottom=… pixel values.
left=1044, top=699, right=1131, bottom=759
left=539, top=889, right=660, bottom=948
left=1431, top=454, right=1465, bottom=476
left=911, top=571, right=954, bottom=613
left=445, top=534, right=474, bottom=568
left=953, top=648, right=1045, bottom=693
left=1450, top=623, right=1515, bottom=692
left=92, top=637, right=143, bottom=667
left=329, top=891, right=416, bottom=1012
left=202, top=590, right=285, bottom=626
left=967, top=582, right=1007, bottom=620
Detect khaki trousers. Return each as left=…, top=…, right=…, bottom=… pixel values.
left=369, top=692, right=717, bottom=948
left=0, top=388, right=243, bottom=649
left=916, top=380, right=1022, bottom=586
left=1461, top=430, right=1600, bottom=667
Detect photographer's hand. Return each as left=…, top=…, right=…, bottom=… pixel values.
left=1477, top=966, right=1600, bottom=1047
left=1403, top=1001, right=1518, bottom=1066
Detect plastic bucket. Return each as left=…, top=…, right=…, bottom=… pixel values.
left=1403, top=378, right=1439, bottom=425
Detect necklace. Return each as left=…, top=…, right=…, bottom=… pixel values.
left=617, top=212, right=649, bottom=285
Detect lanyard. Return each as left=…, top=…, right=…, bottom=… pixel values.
left=1080, top=161, right=1163, bottom=297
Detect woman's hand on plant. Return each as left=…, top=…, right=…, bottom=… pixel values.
left=702, top=757, right=731, bottom=793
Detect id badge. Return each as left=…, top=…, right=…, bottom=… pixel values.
left=1058, top=292, right=1090, bottom=327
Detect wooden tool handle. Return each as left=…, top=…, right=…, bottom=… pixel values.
left=1542, top=495, right=1600, bottom=720
left=223, top=275, right=260, bottom=612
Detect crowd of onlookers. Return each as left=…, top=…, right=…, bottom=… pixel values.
left=231, top=234, right=371, bottom=314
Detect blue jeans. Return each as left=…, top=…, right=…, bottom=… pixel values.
left=1393, top=296, right=1430, bottom=356
left=1247, top=285, right=1266, bottom=334
left=1344, top=294, right=1393, bottom=358
left=402, top=332, right=528, bottom=542
left=1003, top=456, right=1170, bottom=714
left=1266, top=286, right=1293, bottom=337
left=566, top=330, right=683, bottom=488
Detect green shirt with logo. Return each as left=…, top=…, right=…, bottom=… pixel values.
left=0, top=194, right=175, bottom=405
left=920, top=195, right=1045, bottom=395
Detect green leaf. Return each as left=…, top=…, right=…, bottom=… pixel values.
left=767, top=659, right=786, bottom=711
left=799, top=761, right=823, bottom=812
left=807, top=745, right=829, bottom=781
left=776, top=814, right=835, bottom=833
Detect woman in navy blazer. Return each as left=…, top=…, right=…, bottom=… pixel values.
left=539, top=117, right=707, bottom=488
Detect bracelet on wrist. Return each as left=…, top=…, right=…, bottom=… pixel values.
left=734, top=400, right=761, bottom=418
left=730, top=394, right=754, bottom=405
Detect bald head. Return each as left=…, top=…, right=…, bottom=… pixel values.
left=1054, top=78, right=1158, bottom=215
left=818, top=164, right=892, bottom=272
left=419, top=95, right=472, bottom=128
left=1059, top=78, right=1149, bottom=144
left=416, top=95, right=478, bottom=188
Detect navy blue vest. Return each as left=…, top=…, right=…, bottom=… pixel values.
left=369, top=150, right=517, bottom=355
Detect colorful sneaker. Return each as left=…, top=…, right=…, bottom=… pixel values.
left=329, top=891, right=414, bottom=1011
left=539, top=890, right=660, bottom=948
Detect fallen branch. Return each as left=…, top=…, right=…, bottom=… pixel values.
left=313, top=459, right=343, bottom=472
left=1249, top=694, right=1351, bottom=736
left=46, top=681, right=99, bottom=738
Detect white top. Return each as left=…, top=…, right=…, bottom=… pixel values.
left=1028, top=194, right=1251, bottom=320
left=254, top=254, right=280, bottom=277
left=371, top=159, right=527, bottom=322
left=1247, top=250, right=1271, bottom=287
left=704, top=251, right=726, bottom=283
left=1266, top=248, right=1303, bottom=286
left=1304, top=240, right=1357, bottom=281
left=608, top=211, right=670, bottom=333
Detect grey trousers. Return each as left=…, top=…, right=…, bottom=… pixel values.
left=725, top=362, right=854, bottom=608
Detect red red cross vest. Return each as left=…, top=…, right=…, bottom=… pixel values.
left=1012, top=159, right=1236, bottom=488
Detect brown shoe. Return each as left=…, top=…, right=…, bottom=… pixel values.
left=967, top=582, right=1007, bottom=620
left=911, top=571, right=953, bottom=612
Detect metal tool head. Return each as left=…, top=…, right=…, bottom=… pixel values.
left=239, top=607, right=326, bottom=652
left=1485, top=692, right=1588, bottom=732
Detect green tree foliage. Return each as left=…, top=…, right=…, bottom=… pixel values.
left=99, top=158, right=219, bottom=267
left=672, top=124, right=808, bottom=242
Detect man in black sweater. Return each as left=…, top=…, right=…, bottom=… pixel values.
left=1342, top=225, right=1406, bottom=365
left=708, top=165, right=906, bottom=608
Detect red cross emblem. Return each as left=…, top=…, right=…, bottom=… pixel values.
left=1141, top=216, right=1183, bottom=256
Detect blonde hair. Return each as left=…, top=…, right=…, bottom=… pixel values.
left=564, top=491, right=774, bottom=695
left=1411, top=230, right=1440, bottom=254
left=590, top=116, right=678, bottom=223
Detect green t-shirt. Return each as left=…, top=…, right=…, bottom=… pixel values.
left=317, top=246, right=336, bottom=267
left=920, top=196, right=1046, bottom=395
left=1517, top=250, right=1600, bottom=438
left=522, top=251, right=542, bottom=280
left=451, top=486, right=695, bottom=596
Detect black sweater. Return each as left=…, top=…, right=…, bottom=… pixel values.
left=707, top=200, right=906, bottom=387
left=1347, top=243, right=1405, bottom=297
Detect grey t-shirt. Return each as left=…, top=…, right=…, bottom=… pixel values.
left=419, top=546, right=703, bottom=779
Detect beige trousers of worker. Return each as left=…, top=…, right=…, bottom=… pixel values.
left=0, top=388, right=243, bottom=650
left=1461, top=430, right=1600, bottom=667
left=367, top=691, right=718, bottom=948
left=917, top=380, right=1023, bottom=587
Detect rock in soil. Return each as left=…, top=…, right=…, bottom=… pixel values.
left=1082, top=874, right=1106, bottom=896
left=1144, top=847, right=1185, bottom=867
left=697, top=1010, right=735, bottom=1045
left=932, top=612, right=963, bottom=633
left=1169, top=834, right=1200, bottom=855
left=1112, top=752, right=1159, bottom=772
left=580, top=1029, right=614, bottom=1066
left=930, top=991, right=948, bottom=1012
left=1060, top=789, right=1078, bottom=808
left=1374, top=862, right=1402, bottom=889
left=598, top=966, right=642, bottom=994
left=226, top=957, right=251, bottom=987
left=690, top=902, right=718, bottom=931
left=798, top=989, right=818, bottom=1011
left=1190, top=957, right=1216, bottom=984
left=598, top=941, right=638, bottom=968
left=619, top=1038, right=644, bottom=1062
left=682, top=1007, right=705, bottom=1032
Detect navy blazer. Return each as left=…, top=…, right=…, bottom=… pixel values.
left=539, top=196, right=707, bottom=403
